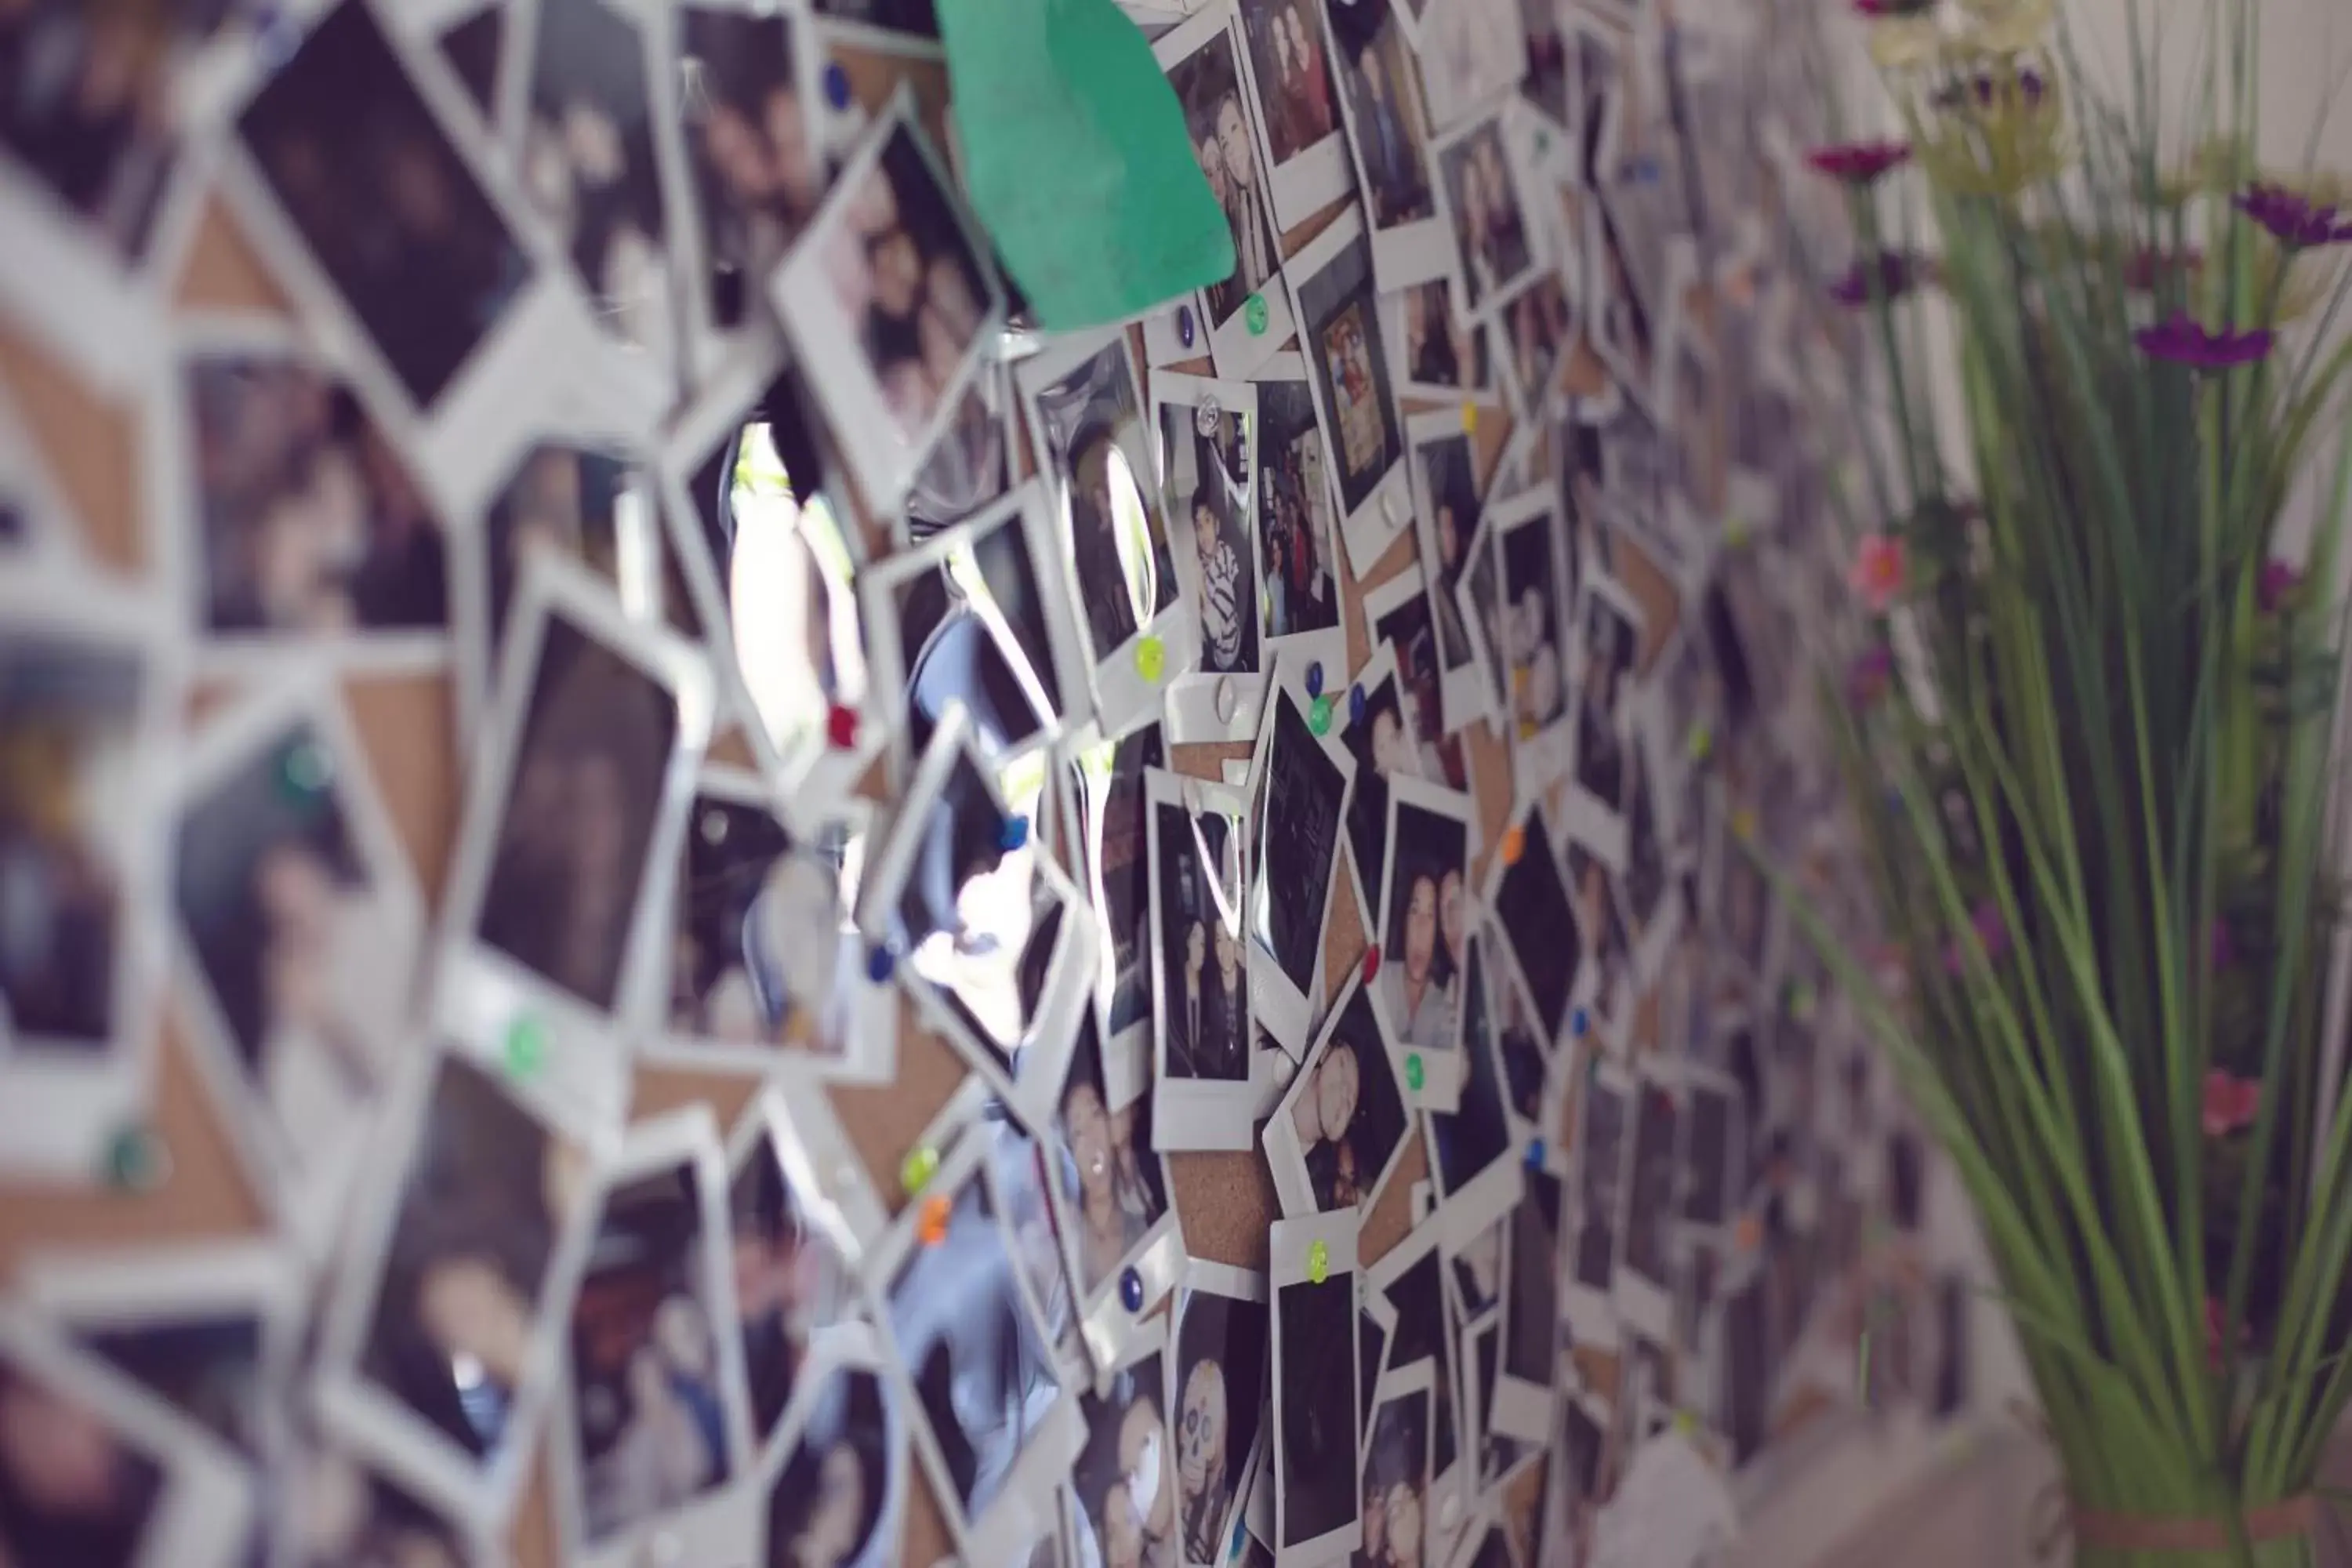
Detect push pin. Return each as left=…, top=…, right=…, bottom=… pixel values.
left=1736, top=1212, right=1762, bottom=1252
left=1000, top=815, right=1031, bottom=853
left=1362, top=945, right=1381, bottom=983
left=1675, top=1410, right=1697, bottom=1437
left=1308, top=694, right=1334, bottom=736
left=1501, top=824, right=1526, bottom=866
left=101, top=1123, right=169, bottom=1192
left=866, top=945, right=896, bottom=983
left=1120, top=1266, right=1146, bottom=1312
left=1135, top=635, right=1166, bottom=684
left=1570, top=1006, right=1589, bottom=1038
left=1406, top=1054, right=1425, bottom=1092
left=278, top=737, right=331, bottom=798
left=1349, top=684, right=1367, bottom=726
left=1685, top=721, right=1713, bottom=762
left=1725, top=517, right=1753, bottom=549
left=823, top=60, right=852, bottom=111
left=1244, top=293, right=1270, bottom=336
left=1305, top=661, right=1325, bottom=698
left=1178, top=305, right=1197, bottom=348
left=1525, top=1138, right=1547, bottom=1169
left=918, top=1194, right=953, bottom=1247
left=901, top=1144, right=940, bottom=1198
left=1461, top=402, right=1478, bottom=437
left=826, top=702, right=860, bottom=750
left=505, top=1013, right=548, bottom=1078
left=1307, top=1240, right=1330, bottom=1283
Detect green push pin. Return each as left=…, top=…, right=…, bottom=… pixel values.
left=1684, top=720, right=1712, bottom=762
left=1724, top=516, right=1752, bottom=549
left=1406, top=1053, right=1425, bottom=1092
left=1307, top=1240, right=1330, bottom=1283
left=1674, top=1409, right=1697, bottom=1437
left=278, top=736, right=332, bottom=799
left=902, top=1144, right=941, bottom=1198
left=504, top=1013, right=549, bottom=1078
left=1308, top=694, right=1334, bottom=735
left=100, top=1122, right=169, bottom=1192
left=1244, top=293, right=1269, bottom=335
left=1134, top=634, right=1166, bottom=684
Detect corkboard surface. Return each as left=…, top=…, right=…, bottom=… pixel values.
left=0, top=40, right=1684, bottom=1565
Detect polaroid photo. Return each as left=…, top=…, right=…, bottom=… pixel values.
left=1173, top=1261, right=1271, bottom=1568
left=1678, top=1066, right=1741, bottom=1240
left=1370, top=775, right=1474, bottom=1071
left=433, top=554, right=715, bottom=1131
left=16, top=1240, right=303, bottom=1486
left=857, top=705, right=1098, bottom=1129
left=860, top=479, right=1097, bottom=778
left=1231, top=0, right=1356, bottom=230
left=1154, top=6, right=1294, bottom=382
left=1418, top=0, right=1530, bottom=130
left=1485, top=801, right=1577, bottom=1047
left=498, top=0, right=691, bottom=377
left=1476, top=491, right=1573, bottom=800
left=1064, top=714, right=1168, bottom=1104
left=1430, top=111, right=1541, bottom=321
left=1386, top=281, right=1501, bottom=406
left=662, top=373, right=885, bottom=807
left=1017, top=326, right=1200, bottom=731
left=1359, top=1359, right=1434, bottom=1568
left=1427, top=930, right=1526, bottom=1233
left=759, top=1327, right=910, bottom=1568
left=162, top=314, right=451, bottom=672
left=1490, top=931, right=1555, bottom=1138
left=1285, top=206, right=1414, bottom=576
left=1495, top=270, right=1574, bottom=421
left=1242, top=665, right=1355, bottom=1053
left=1334, top=641, right=1408, bottom=935
left=1490, top=1161, right=1562, bottom=1443
left=223, top=0, right=637, bottom=524
left=1365, top=1224, right=1461, bottom=1547
left=902, top=356, right=1021, bottom=543
left=1321, top=0, right=1451, bottom=290
left=1563, top=1058, right=1631, bottom=1352
left=811, top=0, right=942, bottom=49
left=1145, top=768, right=1259, bottom=1149
left=1360, top=568, right=1470, bottom=788
left=769, top=89, right=1004, bottom=514
left=419, top=0, right=506, bottom=122
left=0, top=1309, right=254, bottom=1568
left=1562, top=572, right=1642, bottom=868
left=1405, top=411, right=1497, bottom=733
left=1454, top=499, right=1509, bottom=739
left=1359, top=1288, right=1396, bottom=1447
left=1263, top=971, right=1410, bottom=1218
left=312, top=1047, right=602, bottom=1526
left=1153, top=372, right=1267, bottom=742
left=1267, top=1211, right=1361, bottom=1565
left=1049, top=1011, right=1185, bottom=1369
left=0, top=568, right=174, bottom=1181
left=0, top=387, right=82, bottom=567
left=169, top=675, right=426, bottom=1256
left=1069, top=1321, right=1183, bottom=1568
left=975, top=1101, right=1091, bottom=1387
left=1617, top=718, right=1685, bottom=982
left=1460, top=1312, right=1502, bottom=1482
left=651, top=766, right=895, bottom=1084
left=1563, top=834, right=1636, bottom=1046
left=727, top=1084, right=876, bottom=1461
left=1614, top=1069, right=1679, bottom=1340
left=870, top=1131, right=1083, bottom=1565
left=550, top=1107, right=757, bottom=1568
left=1251, top=354, right=1348, bottom=650
left=281, top=1423, right=488, bottom=1567
left=670, top=0, right=826, bottom=380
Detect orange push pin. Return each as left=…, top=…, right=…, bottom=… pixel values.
left=1501, top=824, right=1526, bottom=866
left=1736, top=1212, right=1762, bottom=1253
left=918, top=1194, right=952, bottom=1247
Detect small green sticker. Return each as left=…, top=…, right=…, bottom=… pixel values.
left=1308, top=694, right=1334, bottom=735
left=1135, top=635, right=1166, bottom=684
left=1308, top=1240, right=1330, bottom=1283
left=1406, top=1054, right=1425, bottom=1092
left=1244, top=293, right=1269, bottom=336
left=505, top=1014, right=549, bottom=1077
left=902, top=1145, right=941, bottom=1197
left=101, top=1123, right=165, bottom=1192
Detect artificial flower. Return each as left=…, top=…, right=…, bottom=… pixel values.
left=2202, top=1069, right=2260, bottom=1138
left=1846, top=643, right=1896, bottom=706
left=2123, top=242, right=2201, bottom=293
left=1829, top=251, right=1934, bottom=307
left=1913, top=50, right=2068, bottom=196
left=1855, top=0, right=1938, bottom=16
left=2259, top=558, right=2303, bottom=613
left=1867, top=16, right=1944, bottom=71
left=1955, top=0, right=2054, bottom=54
left=2234, top=181, right=2352, bottom=249
left=1849, top=533, right=1908, bottom=613
left=2134, top=311, right=2274, bottom=369
left=1806, top=140, right=1912, bottom=186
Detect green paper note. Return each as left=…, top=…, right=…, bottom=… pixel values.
left=941, top=0, right=1235, bottom=331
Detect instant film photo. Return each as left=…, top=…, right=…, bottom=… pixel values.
left=1145, top=767, right=1261, bottom=1150
left=1240, top=652, right=1354, bottom=1054
left=1266, top=1210, right=1361, bottom=1566
left=1152, top=372, right=1268, bottom=743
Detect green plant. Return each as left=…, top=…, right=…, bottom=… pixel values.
left=1777, top=0, right=2352, bottom=1559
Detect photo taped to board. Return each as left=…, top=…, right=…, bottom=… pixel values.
left=169, top=675, right=426, bottom=1256
left=1262, top=971, right=1410, bottom=1220
left=1153, top=372, right=1267, bottom=742
left=1267, top=1210, right=1360, bottom=1565
left=1250, top=354, right=1348, bottom=651
left=1146, top=768, right=1259, bottom=1150
left=1173, top=1260, right=1270, bottom=1568
left=1242, top=661, right=1354, bottom=1054
left=1286, top=205, right=1412, bottom=576
left=1320, top=0, right=1451, bottom=290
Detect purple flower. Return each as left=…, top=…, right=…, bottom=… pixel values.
left=2135, top=311, right=2274, bottom=369
left=1807, top=141, right=1911, bottom=187
left=2259, top=558, right=2302, bottom=613
left=1831, top=252, right=1933, bottom=308
left=2234, top=182, right=2352, bottom=249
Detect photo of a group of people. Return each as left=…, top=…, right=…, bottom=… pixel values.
left=1239, top=0, right=1335, bottom=166
left=1498, top=510, right=1567, bottom=739
left=1380, top=793, right=1470, bottom=1057
left=1153, top=800, right=1249, bottom=1083
left=1500, top=275, right=1570, bottom=414
left=728, top=1121, right=855, bottom=1446
left=474, top=613, right=679, bottom=1013
left=566, top=1161, right=732, bottom=1542
left=1160, top=404, right=1260, bottom=677
left=1330, top=8, right=1435, bottom=231
left=764, top=1363, right=895, bottom=1568
left=1397, top=280, right=1490, bottom=397
left=1058, top=1020, right=1172, bottom=1295
left=1173, top=1275, right=1268, bottom=1566
left=678, top=5, right=823, bottom=330
left=1438, top=118, right=1533, bottom=313
left=1279, top=983, right=1408, bottom=1213
left=1166, top=27, right=1279, bottom=329
left=356, top=1054, right=586, bottom=1462
left=1027, top=338, right=1179, bottom=670
left=1256, top=379, right=1341, bottom=642
left=1073, top=1348, right=1176, bottom=1568
left=187, top=349, right=448, bottom=641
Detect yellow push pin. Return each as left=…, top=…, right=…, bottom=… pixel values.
left=1461, top=402, right=1478, bottom=437
left=1135, top=635, right=1166, bottom=684
left=1308, top=1240, right=1330, bottom=1283
left=1685, top=721, right=1713, bottom=762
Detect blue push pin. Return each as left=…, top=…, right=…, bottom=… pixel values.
left=1000, top=815, right=1030, bottom=853
left=867, top=945, right=895, bottom=983
left=823, top=61, right=852, bottom=111
left=1525, top=1138, right=1547, bottom=1170
left=1306, top=661, right=1325, bottom=698
left=1570, top=1007, right=1589, bottom=1038
left=1232, top=1517, right=1248, bottom=1561
left=1120, top=1266, right=1146, bottom=1312
left=1349, top=684, right=1367, bottom=726
left=1178, top=305, right=1197, bottom=348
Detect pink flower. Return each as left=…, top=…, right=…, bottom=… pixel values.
left=2202, top=1069, right=2259, bottom=1138
left=2259, top=558, right=2301, bottom=614
left=1850, top=533, right=1907, bottom=613
left=1806, top=140, right=1911, bottom=186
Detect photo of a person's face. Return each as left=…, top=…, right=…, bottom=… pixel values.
left=766, top=1366, right=893, bottom=1568
left=729, top=1131, right=851, bottom=1446
left=1060, top=1023, right=1170, bottom=1294
left=1076, top=1352, right=1175, bottom=1568
left=681, top=7, right=822, bottom=321
left=671, top=791, right=858, bottom=1051
left=1287, top=989, right=1406, bottom=1213
left=1035, top=342, right=1180, bottom=662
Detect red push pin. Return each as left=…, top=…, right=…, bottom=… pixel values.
left=826, top=703, right=859, bottom=750
left=1362, top=945, right=1381, bottom=983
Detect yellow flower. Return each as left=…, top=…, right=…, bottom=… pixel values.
left=1910, top=45, right=2069, bottom=197
left=1868, top=15, right=1946, bottom=71
left=1956, top=0, right=2053, bottom=54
